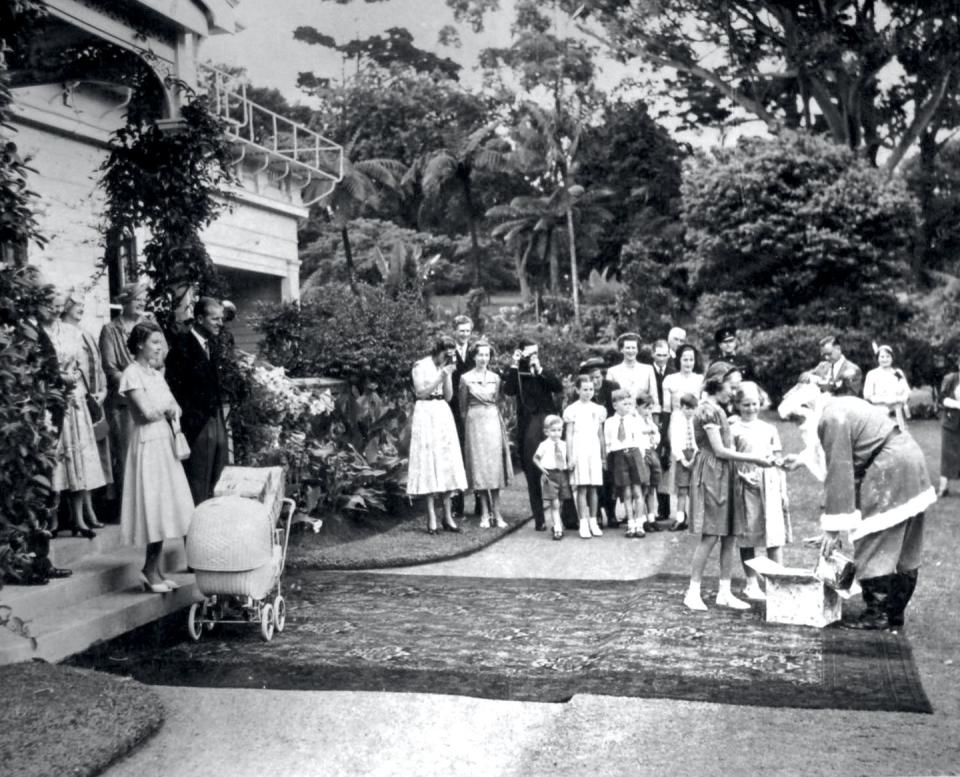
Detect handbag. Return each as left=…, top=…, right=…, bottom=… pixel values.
left=79, top=370, right=109, bottom=441
left=170, top=419, right=191, bottom=461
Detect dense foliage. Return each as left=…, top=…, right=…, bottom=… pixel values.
left=101, top=83, right=234, bottom=325
left=683, top=132, right=918, bottom=334
left=256, top=282, right=443, bottom=398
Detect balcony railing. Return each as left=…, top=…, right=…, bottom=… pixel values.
left=201, top=64, right=343, bottom=206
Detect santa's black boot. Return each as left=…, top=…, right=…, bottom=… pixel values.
left=886, top=569, right=919, bottom=632
left=843, top=575, right=894, bottom=631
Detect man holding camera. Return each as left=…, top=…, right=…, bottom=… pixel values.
left=503, top=339, right=562, bottom=531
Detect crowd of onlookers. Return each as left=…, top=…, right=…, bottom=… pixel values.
left=26, top=278, right=234, bottom=589
left=407, top=316, right=955, bottom=624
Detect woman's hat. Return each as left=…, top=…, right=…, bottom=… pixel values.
left=115, top=281, right=148, bottom=304
left=578, top=356, right=607, bottom=374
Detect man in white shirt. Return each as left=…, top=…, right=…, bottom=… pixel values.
left=606, top=333, right=660, bottom=413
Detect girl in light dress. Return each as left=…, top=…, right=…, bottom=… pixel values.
left=459, top=341, right=512, bottom=528
left=407, top=336, right=468, bottom=535
left=731, top=382, right=792, bottom=601
left=563, top=375, right=607, bottom=539
left=863, top=344, right=910, bottom=431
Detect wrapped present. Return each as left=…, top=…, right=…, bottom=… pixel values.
left=746, top=556, right=842, bottom=628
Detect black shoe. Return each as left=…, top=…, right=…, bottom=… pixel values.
left=534, top=524, right=547, bottom=531
left=442, top=520, right=461, bottom=533
left=642, top=522, right=661, bottom=533
left=47, top=567, right=73, bottom=578
left=668, top=521, right=688, bottom=532
left=841, top=612, right=890, bottom=631
left=427, top=528, right=439, bottom=536
left=71, top=527, right=96, bottom=540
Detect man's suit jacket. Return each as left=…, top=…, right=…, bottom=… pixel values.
left=813, top=357, right=863, bottom=397
left=941, top=372, right=960, bottom=432
left=165, top=329, right=224, bottom=445
left=651, top=362, right=677, bottom=413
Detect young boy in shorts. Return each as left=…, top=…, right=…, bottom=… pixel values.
left=533, top=415, right=572, bottom=540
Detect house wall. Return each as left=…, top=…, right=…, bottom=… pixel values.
left=11, top=83, right=305, bottom=340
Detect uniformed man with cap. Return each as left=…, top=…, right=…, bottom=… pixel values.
left=711, top=326, right=753, bottom=382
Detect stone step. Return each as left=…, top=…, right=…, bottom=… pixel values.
left=48, top=524, right=128, bottom=568
left=0, top=574, right=199, bottom=665
left=1, top=543, right=186, bottom=616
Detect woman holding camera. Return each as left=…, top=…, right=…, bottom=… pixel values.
left=503, top=339, right=563, bottom=531
left=407, top=337, right=468, bottom=534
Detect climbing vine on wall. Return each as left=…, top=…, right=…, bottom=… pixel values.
left=100, top=65, right=235, bottom=328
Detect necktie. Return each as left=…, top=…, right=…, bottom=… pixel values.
left=554, top=441, right=564, bottom=468
left=618, top=416, right=626, bottom=442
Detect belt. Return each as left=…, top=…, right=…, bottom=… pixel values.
left=419, top=395, right=446, bottom=401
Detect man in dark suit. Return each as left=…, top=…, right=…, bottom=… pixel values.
left=651, top=339, right=676, bottom=522
left=165, top=297, right=228, bottom=504
left=449, top=315, right=475, bottom=518
left=503, top=339, right=562, bottom=531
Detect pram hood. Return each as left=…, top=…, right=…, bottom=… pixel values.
left=186, top=495, right=274, bottom=572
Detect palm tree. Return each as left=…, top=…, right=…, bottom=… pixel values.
left=308, top=142, right=405, bottom=296
left=508, top=103, right=612, bottom=327
left=418, top=122, right=514, bottom=288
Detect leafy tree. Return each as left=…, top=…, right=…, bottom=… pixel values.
left=572, top=0, right=960, bottom=176
left=682, top=131, right=918, bottom=334
left=293, top=25, right=462, bottom=80
left=577, top=98, right=685, bottom=272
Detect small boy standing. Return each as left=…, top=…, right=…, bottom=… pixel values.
left=668, top=393, right=699, bottom=532
left=636, top=391, right=663, bottom=533
left=604, top=389, right=647, bottom=538
left=533, top=415, right=572, bottom=540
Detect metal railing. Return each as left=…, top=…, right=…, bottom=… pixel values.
left=200, top=64, right=343, bottom=205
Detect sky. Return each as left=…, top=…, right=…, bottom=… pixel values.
left=202, top=0, right=519, bottom=101
left=200, top=0, right=767, bottom=147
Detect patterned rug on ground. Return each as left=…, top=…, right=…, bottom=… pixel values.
left=71, top=572, right=932, bottom=713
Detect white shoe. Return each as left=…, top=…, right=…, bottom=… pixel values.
left=742, top=582, right=766, bottom=601
left=716, top=592, right=751, bottom=610
left=479, top=515, right=491, bottom=529
left=683, top=590, right=707, bottom=611
left=588, top=516, right=603, bottom=537
left=493, top=515, right=508, bottom=528
left=579, top=519, right=592, bottom=539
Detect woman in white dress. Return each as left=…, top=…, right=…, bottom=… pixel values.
left=662, top=344, right=703, bottom=504
left=407, top=337, right=467, bottom=534
left=42, top=290, right=106, bottom=538
left=862, top=344, right=910, bottom=430
left=120, top=321, right=194, bottom=592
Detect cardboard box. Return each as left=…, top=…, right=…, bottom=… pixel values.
left=746, top=557, right=842, bottom=628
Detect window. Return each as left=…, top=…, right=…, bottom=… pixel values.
left=104, top=227, right=138, bottom=316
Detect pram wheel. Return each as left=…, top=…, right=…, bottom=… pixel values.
left=273, top=595, right=286, bottom=632
left=260, top=602, right=275, bottom=641
left=187, top=602, right=204, bottom=642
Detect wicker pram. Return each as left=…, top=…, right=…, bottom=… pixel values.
left=185, top=466, right=295, bottom=642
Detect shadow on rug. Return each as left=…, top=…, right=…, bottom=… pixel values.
left=71, top=572, right=931, bottom=714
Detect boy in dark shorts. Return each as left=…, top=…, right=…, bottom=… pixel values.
left=533, top=415, right=572, bottom=540
left=603, top=389, right=648, bottom=538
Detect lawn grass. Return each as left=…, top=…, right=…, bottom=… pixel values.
left=286, top=482, right=533, bottom=570
left=0, top=662, right=163, bottom=777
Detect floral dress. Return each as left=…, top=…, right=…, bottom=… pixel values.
left=49, top=321, right=106, bottom=493
left=732, top=419, right=792, bottom=548
left=459, top=368, right=512, bottom=490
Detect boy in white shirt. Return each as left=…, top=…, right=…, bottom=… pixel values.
left=533, top=415, right=572, bottom=540
left=604, top=389, right=648, bottom=538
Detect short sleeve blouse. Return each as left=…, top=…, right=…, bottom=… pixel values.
left=694, top=399, right=730, bottom=450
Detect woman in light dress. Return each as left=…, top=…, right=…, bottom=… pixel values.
left=61, top=290, right=113, bottom=502
left=862, top=344, right=910, bottom=430
left=662, top=344, right=703, bottom=504
left=120, top=321, right=194, bottom=592
left=407, top=336, right=467, bottom=534
left=41, top=290, right=106, bottom=537
left=459, top=340, right=512, bottom=528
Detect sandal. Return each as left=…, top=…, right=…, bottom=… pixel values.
left=552, top=528, right=564, bottom=541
